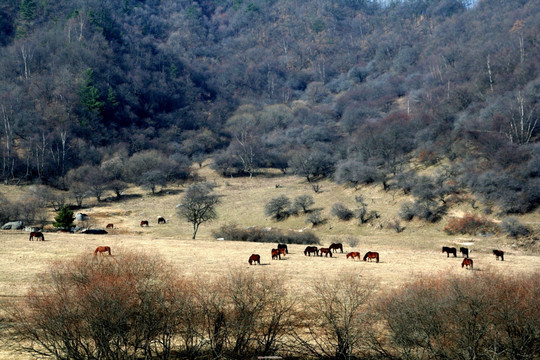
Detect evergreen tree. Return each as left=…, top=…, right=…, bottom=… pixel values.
left=53, top=206, right=74, bottom=230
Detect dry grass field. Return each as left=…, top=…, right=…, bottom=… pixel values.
left=1, top=165, right=539, bottom=359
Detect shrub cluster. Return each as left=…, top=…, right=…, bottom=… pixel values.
left=443, top=213, right=498, bottom=235
left=213, top=224, right=320, bottom=245
left=5, top=254, right=538, bottom=360
left=500, top=217, right=531, bottom=238
left=399, top=200, right=447, bottom=223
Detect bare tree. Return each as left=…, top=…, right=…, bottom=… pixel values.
left=177, top=182, right=220, bottom=239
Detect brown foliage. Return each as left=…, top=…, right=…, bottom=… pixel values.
left=443, top=213, right=498, bottom=235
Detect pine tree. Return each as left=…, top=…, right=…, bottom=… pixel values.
left=53, top=206, right=74, bottom=230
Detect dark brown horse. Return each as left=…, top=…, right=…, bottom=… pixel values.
left=329, top=243, right=344, bottom=253
left=278, top=247, right=287, bottom=257
left=157, top=216, right=166, bottom=224
left=319, top=248, right=332, bottom=257
left=277, top=243, right=288, bottom=254
left=94, top=246, right=111, bottom=256
left=346, top=251, right=361, bottom=261
left=493, top=249, right=504, bottom=261
left=248, top=254, right=260, bottom=265
left=271, top=248, right=281, bottom=260
left=363, top=251, right=379, bottom=263
left=304, top=246, right=318, bottom=256
left=442, top=246, right=457, bottom=257
left=462, top=258, right=473, bottom=270
left=29, top=231, right=44, bottom=241
left=106, top=223, right=114, bottom=229
left=140, top=220, right=149, bottom=227
left=459, top=247, right=469, bottom=258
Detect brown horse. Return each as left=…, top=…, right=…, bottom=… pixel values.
left=271, top=248, right=281, bottom=260
left=277, top=243, right=288, bottom=254
left=493, top=249, right=504, bottom=261
left=363, top=251, right=379, bottom=263
left=94, top=246, right=111, bottom=256
left=279, top=247, right=287, bottom=257
left=248, top=254, right=260, bottom=265
left=106, top=223, right=114, bottom=229
left=29, top=231, right=44, bottom=241
left=329, top=243, right=344, bottom=253
left=319, top=248, right=332, bottom=257
left=304, top=246, right=318, bottom=256
left=462, top=258, right=473, bottom=270
left=442, top=246, right=457, bottom=257
left=346, top=251, right=361, bottom=261
left=140, top=220, right=149, bottom=227
left=157, top=216, right=166, bottom=224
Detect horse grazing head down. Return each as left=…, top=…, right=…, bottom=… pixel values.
left=462, top=258, right=473, bottom=270
left=319, top=248, right=332, bottom=257
left=94, top=246, right=111, bottom=256
left=29, top=231, right=44, bottom=241
left=346, top=252, right=360, bottom=261
left=106, top=223, right=114, bottom=229
left=304, top=246, right=318, bottom=256
left=248, top=254, right=260, bottom=265
left=363, top=251, right=379, bottom=263
left=157, top=216, right=166, bottom=224
left=271, top=248, right=281, bottom=260
left=277, top=243, right=288, bottom=254
left=329, top=243, right=343, bottom=253
left=140, top=220, right=149, bottom=227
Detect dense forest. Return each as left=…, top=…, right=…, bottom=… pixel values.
left=1, top=0, right=539, bottom=215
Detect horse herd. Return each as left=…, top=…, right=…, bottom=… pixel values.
left=441, top=246, right=505, bottom=270
left=249, top=243, right=380, bottom=265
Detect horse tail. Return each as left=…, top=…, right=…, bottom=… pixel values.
left=93, top=249, right=98, bottom=256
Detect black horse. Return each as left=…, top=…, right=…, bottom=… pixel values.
left=459, top=247, right=469, bottom=258
left=493, top=249, right=504, bottom=261
left=278, top=243, right=288, bottom=254
left=442, top=246, right=457, bottom=257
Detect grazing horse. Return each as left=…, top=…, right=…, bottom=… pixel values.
left=94, top=246, right=111, bottom=256
left=442, top=246, right=457, bottom=257
left=459, top=247, right=470, bottom=258
left=363, top=251, right=379, bottom=263
left=271, top=248, right=281, bottom=260
left=493, top=249, right=504, bottom=261
left=248, top=254, right=260, bottom=265
left=329, top=243, right=344, bottom=253
left=106, top=223, right=114, bottom=229
left=140, top=220, right=149, bottom=227
left=304, top=246, right=319, bottom=256
left=462, top=258, right=473, bottom=270
left=277, top=243, right=288, bottom=254
left=29, top=231, right=44, bottom=241
left=346, top=252, right=361, bottom=261
left=157, top=216, right=166, bottom=224
left=319, top=248, right=332, bottom=257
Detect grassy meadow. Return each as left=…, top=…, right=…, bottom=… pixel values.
left=1, top=165, right=539, bottom=359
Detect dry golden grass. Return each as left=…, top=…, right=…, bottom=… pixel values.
left=1, top=165, right=539, bottom=359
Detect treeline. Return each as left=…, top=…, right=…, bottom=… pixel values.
left=0, top=0, right=539, bottom=214
left=4, top=252, right=539, bottom=359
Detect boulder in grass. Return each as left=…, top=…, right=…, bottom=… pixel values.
left=75, top=213, right=89, bottom=221
left=2, top=221, right=24, bottom=230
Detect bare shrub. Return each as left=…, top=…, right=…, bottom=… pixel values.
left=293, top=194, right=315, bottom=213
left=387, top=219, right=405, bottom=233
left=371, top=272, right=540, bottom=360
left=213, top=224, right=320, bottom=245
left=6, top=252, right=190, bottom=360
left=499, top=217, right=531, bottom=238
left=443, top=213, right=498, bottom=235
left=346, top=235, right=360, bottom=248
left=264, top=195, right=291, bottom=221
left=293, top=273, right=375, bottom=359
left=331, top=202, right=354, bottom=221
left=306, top=210, right=326, bottom=227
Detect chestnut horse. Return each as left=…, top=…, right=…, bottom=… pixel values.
left=346, top=252, right=361, bottom=261
left=271, top=248, right=281, bottom=260
left=363, top=251, right=379, bottom=263
left=319, top=248, right=332, bottom=257
left=459, top=247, right=469, bottom=258
left=29, top=231, right=44, bottom=241
left=442, top=246, right=457, bottom=258
left=462, top=258, right=473, bottom=270
left=493, top=249, right=504, bottom=261
left=106, top=223, right=114, bottom=229
left=278, top=247, right=287, bottom=257
left=248, top=254, right=260, bottom=265
left=94, top=246, right=111, bottom=256
left=329, top=243, right=344, bottom=253
left=277, top=243, right=288, bottom=254
left=140, top=220, right=149, bottom=227
left=304, top=246, right=318, bottom=256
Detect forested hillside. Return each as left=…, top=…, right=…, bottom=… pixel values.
left=1, top=0, right=539, bottom=215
